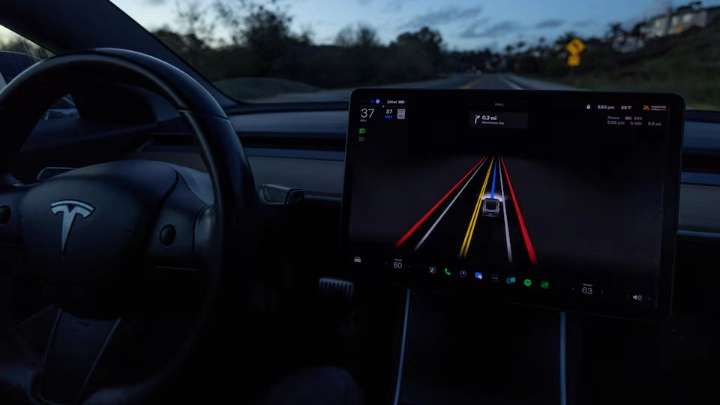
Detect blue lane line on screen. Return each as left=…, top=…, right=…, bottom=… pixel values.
left=490, top=157, right=498, bottom=199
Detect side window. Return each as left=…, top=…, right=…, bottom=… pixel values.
left=0, top=52, right=40, bottom=84
left=0, top=27, right=77, bottom=118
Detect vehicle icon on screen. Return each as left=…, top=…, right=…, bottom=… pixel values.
left=481, top=198, right=501, bottom=217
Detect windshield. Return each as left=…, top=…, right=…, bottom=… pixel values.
left=111, top=0, right=720, bottom=109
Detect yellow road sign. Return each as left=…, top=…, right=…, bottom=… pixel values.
left=565, top=38, right=585, bottom=55
left=567, top=55, right=580, bottom=67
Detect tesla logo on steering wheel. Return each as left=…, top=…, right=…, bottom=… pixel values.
left=50, top=200, right=95, bottom=254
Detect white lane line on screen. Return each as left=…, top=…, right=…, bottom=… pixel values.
left=414, top=158, right=489, bottom=251
left=498, top=159, right=513, bottom=263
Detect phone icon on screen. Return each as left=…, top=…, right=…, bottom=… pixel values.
left=444, top=268, right=451, bottom=276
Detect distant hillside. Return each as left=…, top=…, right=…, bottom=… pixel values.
left=554, top=21, right=720, bottom=110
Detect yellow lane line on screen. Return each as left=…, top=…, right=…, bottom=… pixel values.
left=459, top=156, right=495, bottom=258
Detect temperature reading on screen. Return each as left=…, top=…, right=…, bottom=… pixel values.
left=360, top=108, right=374, bottom=119
left=581, top=284, right=594, bottom=295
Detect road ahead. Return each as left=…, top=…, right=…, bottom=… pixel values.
left=255, top=73, right=575, bottom=102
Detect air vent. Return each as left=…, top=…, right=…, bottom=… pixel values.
left=36, top=167, right=74, bottom=182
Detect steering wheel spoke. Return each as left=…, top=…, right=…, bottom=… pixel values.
left=143, top=167, right=218, bottom=311
left=146, top=166, right=214, bottom=272
left=34, top=310, right=120, bottom=404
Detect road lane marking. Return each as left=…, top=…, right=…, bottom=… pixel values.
left=460, top=156, right=495, bottom=258
left=498, top=159, right=513, bottom=263
left=460, top=157, right=494, bottom=257
left=395, top=158, right=487, bottom=248
left=462, top=157, right=494, bottom=256
left=414, top=157, right=489, bottom=251
left=500, top=157, right=537, bottom=264
left=461, top=78, right=483, bottom=89
left=501, top=77, right=523, bottom=90
left=490, top=157, right=498, bottom=198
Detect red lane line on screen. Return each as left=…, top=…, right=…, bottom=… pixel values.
left=500, top=157, right=537, bottom=265
left=394, top=157, right=487, bottom=248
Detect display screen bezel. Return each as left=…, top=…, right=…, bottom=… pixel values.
left=339, top=88, right=684, bottom=321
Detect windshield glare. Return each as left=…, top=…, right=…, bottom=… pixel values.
left=111, top=0, right=720, bottom=110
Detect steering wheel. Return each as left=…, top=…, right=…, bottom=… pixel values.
left=0, top=49, right=256, bottom=404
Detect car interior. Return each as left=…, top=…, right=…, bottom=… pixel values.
left=0, top=1, right=718, bottom=405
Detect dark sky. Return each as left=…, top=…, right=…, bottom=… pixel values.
left=114, top=0, right=720, bottom=50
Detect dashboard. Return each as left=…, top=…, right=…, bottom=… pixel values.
left=11, top=98, right=720, bottom=321
left=7, top=94, right=720, bottom=404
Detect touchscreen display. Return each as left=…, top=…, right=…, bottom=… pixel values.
left=341, top=89, right=682, bottom=320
